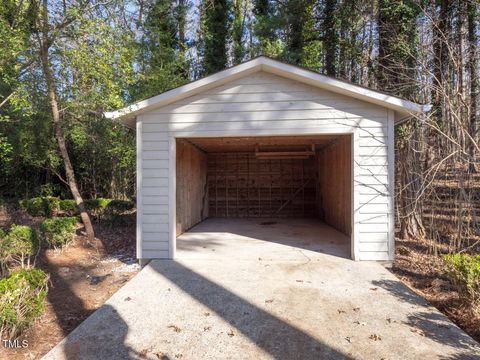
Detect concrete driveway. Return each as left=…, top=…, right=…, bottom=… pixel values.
left=44, top=219, right=480, bottom=359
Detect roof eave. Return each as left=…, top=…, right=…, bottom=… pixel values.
left=104, top=56, right=431, bottom=125
left=104, top=57, right=265, bottom=122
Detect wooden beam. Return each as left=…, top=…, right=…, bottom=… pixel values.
left=255, top=150, right=315, bottom=157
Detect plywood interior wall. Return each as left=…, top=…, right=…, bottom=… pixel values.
left=176, top=139, right=208, bottom=235
left=316, top=136, right=352, bottom=236
left=207, top=153, right=316, bottom=217
left=176, top=135, right=352, bottom=235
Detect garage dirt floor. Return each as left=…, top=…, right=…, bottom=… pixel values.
left=43, top=219, right=480, bottom=360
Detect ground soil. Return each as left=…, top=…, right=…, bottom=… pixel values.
left=392, top=237, right=480, bottom=343
left=0, top=205, right=139, bottom=359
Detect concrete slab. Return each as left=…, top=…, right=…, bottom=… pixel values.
left=44, top=219, right=480, bottom=360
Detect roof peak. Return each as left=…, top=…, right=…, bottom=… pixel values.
left=105, top=57, right=430, bottom=125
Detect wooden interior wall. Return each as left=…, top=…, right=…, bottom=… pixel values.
left=317, top=136, right=352, bottom=236
left=176, top=139, right=208, bottom=235
left=207, top=153, right=316, bottom=217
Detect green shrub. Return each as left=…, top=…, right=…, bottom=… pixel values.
left=106, top=200, right=134, bottom=212
left=443, top=253, right=480, bottom=313
left=19, top=197, right=60, bottom=217
left=39, top=183, right=56, bottom=197
left=57, top=198, right=134, bottom=220
left=59, top=199, right=77, bottom=215
left=0, top=268, right=49, bottom=338
left=0, top=225, right=38, bottom=270
left=84, top=198, right=111, bottom=211
left=40, top=217, right=78, bottom=247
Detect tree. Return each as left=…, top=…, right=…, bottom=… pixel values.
left=432, top=0, right=452, bottom=126
left=232, top=0, right=249, bottom=64
left=377, top=0, right=419, bottom=98
left=376, top=0, right=423, bottom=240
left=134, top=0, right=190, bottom=100
left=36, top=0, right=95, bottom=242
left=322, top=0, right=338, bottom=76
left=467, top=0, right=478, bottom=171
left=252, top=0, right=275, bottom=55
left=198, top=0, right=230, bottom=75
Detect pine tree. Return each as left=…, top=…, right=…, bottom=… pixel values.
left=232, top=0, right=248, bottom=64
left=136, top=0, right=190, bottom=99
left=198, top=0, right=230, bottom=75
left=376, top=0, right=423, bottom=240
left=253, top=0, right=275, bottom=55
left=467, top=0, right=478, bottom=170
left=322, top=0, right=338, bottom=76
left=432, top=0, right=452, bottom=125
left=377, top=0, right=419, bottom=98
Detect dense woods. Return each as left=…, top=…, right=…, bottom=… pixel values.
left=0, top=1, right=478, bottom=248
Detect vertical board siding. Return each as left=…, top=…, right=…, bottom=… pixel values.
left=140, top=71, right=392, bottom=261
left=176, top=139, right=208, bottom=235
left=317, top=136, right=352, bottom=236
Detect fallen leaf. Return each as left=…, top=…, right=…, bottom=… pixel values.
left=410, top=328, right=425, bottom=336
left=139, top=347, right=151, bottom=358
left=168, top=325, right=181, bottom=333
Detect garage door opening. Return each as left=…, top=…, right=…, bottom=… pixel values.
left=175, top=135, right=352, bottom=259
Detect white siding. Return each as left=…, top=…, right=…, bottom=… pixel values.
left=138, top=71, right=393, bottom=261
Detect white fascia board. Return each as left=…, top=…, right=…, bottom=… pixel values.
left=105, top=56, right=430, bottom=125
left=258, top=57, right=429, bottom=117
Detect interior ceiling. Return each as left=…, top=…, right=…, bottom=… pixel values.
left=185, top=135, right=343, bottom=153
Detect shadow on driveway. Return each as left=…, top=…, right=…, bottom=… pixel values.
left=51, top=260, right=352, bottom=359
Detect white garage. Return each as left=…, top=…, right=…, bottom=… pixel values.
left=105, top=56, right=428, bottom=262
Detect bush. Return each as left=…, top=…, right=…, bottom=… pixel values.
left=59, top=199, right=77, bottom=215
left=84, top=198, right=111, bottom=211
left=19, top=197, right=60, bottom=217
left=106, top=200, right=134, bottom=214
left=41, top=217, right=78, bottom=247
left=17, top=196, right=134, bottom=220
left=83, top=198, right=111, bottom=218
left=0, top=225, right=38, bottom=270
left=443, top=253, right=480, bottom=312
left=0, top=268, right=49, bottom=338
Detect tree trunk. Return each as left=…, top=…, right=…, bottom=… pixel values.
left=397, top=126, right=425, bottom=240
left=468, top=1, right=478, bottom=172
left=39, top=0, right=94, bottom=243
left=323, top=0, right=337, bottom=76
left=432, top=0, right=451, bottom=127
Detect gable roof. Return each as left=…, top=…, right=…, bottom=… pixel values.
left=105, top=56, right=430, bottom=127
